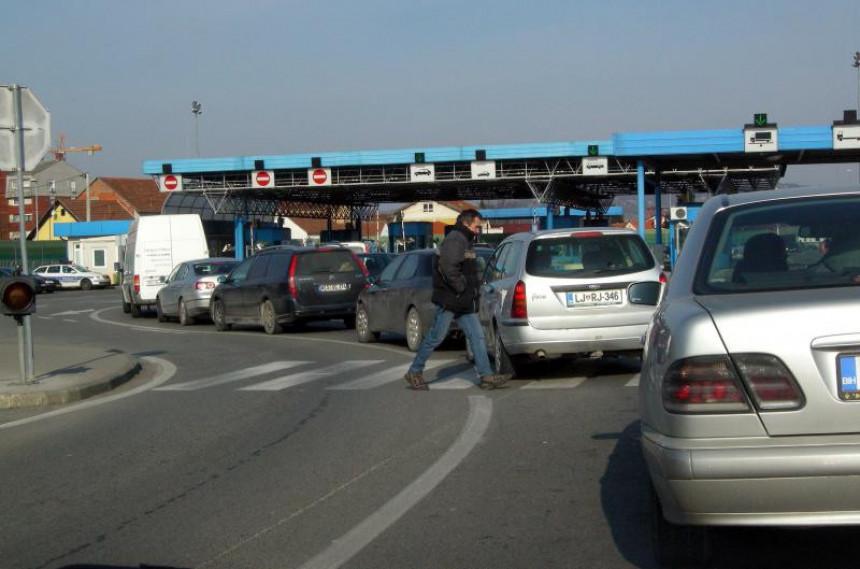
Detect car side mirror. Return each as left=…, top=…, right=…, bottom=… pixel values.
left=217, top=275, right=228, bottom=284
left=159, top=276, right=167, bottom=284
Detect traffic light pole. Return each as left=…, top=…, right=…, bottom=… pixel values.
left=13, top=85, right=35, bottom=383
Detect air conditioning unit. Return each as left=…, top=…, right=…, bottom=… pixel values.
left=670, top=207, right=688, bottom=221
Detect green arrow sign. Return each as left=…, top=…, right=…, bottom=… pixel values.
left=587, top=144, right=599, bottom=157
left=754, top=113, right=768, bottom=127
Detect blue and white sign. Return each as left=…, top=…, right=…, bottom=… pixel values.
left=838, top=355, right=860, bottom=400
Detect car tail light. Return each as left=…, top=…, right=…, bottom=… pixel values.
left=662, top=356, right=751, bottom=413
left=133, top=274, right=140, bottom=293
left=511, top=280, right=527, bottom=319
left=195, top=281, right=216, bottom=291
left=288, top=255, right=298, bottom=299
left=352, top=253, right=370, bottom=278
left=732, top=354, right=804, bottom=411
left=659, top=272, right=668, bottom=285
left=571, top=231, right=604, bottom=238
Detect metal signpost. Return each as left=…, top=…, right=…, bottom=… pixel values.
left=0, top=85, right=51, bottom=383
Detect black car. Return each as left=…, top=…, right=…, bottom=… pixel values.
left=355, top=248, right=493, bottom=351
left=210, top=246, right=368, bottom=334
left=357, top=253, right=396, bottom=278
left=0, top=267, right=58, bottom=294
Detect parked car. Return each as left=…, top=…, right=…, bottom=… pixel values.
left=355, top=247, right=493, bottom=351
left=155, top=258, right=238, bottom=325
left=119, top=214, right=209, bottom=318
left=210, top=246, right=368, bottom=334
left=323, top=241, right=368, bottom=254
left=356, top=252, right=396, bottom=278
left=32, top=263, right=111, bottom=290
left=641, top=187, right=860, bottom=568
left=0, top=268, right=58, bottom=294
left=478, top=228, right=664, bottom=376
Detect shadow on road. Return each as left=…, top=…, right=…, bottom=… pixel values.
left=59, top=565, right=189, bottom=569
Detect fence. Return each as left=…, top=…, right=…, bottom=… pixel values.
left=0, top=241, right=68, bottom=269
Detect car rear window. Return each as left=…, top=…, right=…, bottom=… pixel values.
left=525, top=234, right=654, bottom=277
left=297, top=251, right=360, bottom=275
left=696, top=195, right=860, bottom=294
left=193, top=262, right=236, bottom=276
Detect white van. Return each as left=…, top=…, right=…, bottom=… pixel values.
left=120, top=214, right=209, bottom=317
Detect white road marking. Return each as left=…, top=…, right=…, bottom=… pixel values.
left=297, top=395, right=492, bottom=569
left=327, top=360, right=450, bottom=391
left=63, top=319, right=78, bottom=323
left=155, top=361, right=310, bottom=391
left=240, top=361, right=381, bottom=391
left=36, top=316, right=51, bottom=320
left=521, top=377, right=587, bottom=390
left=49, top=309, right=95, bottom=317
left=0, top=356, right=176, bottom=431
left=625, top=374, right=640, bottom=387
left=429, top=373, right=476, bottom=389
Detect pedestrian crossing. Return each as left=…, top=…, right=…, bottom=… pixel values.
left=154, top=360, right=641, bottom=394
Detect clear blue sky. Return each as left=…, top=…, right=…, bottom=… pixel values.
left=3, top=0, right=860, bottom=186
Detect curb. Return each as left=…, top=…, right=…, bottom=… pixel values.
left=0, top=358, right=142, bottom=410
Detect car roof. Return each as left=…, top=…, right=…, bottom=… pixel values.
left=710, top=186, right=860, bottom=208
left=527, top=227, right=638, bottom=240
left=185, top=257, right=238, bottom=264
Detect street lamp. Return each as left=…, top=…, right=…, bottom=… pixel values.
left=192, top=100, right=203, bottom=157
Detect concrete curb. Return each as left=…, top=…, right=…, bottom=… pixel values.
left=0, top=356, right=142, bottom=410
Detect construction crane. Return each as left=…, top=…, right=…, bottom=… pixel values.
left=51, top=133, right=103, bottom=161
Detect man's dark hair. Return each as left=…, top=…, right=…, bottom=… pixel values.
left=456, top=209, right=483, bottom=226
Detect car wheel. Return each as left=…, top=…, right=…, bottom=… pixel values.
left=405, top=307, right=423, bottom=352
left=156, top=297, right=168, bottom=322
left=130, top=302, right=142, bottom=318
left=493, top=327, right=520, bottom=378
left=178, top=299, right=194, bottom=326
left=355, top=304, right=379, bottom=343
left=211, top=299, right=230, bottom=331
left=650, top=485, right=711, bottom=569
left=80, top=278, right=92, bottom=291
left=122, top=298, right=131, bottom=313
left=260, top=300, right=282, bottom=335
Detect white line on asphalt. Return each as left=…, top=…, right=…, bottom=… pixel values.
left=36, top=316, right=51, bottom=320
left=296, top=395, right=492, bottom=569
left=240, top=361, right=382, bottom=391
left=326, top=359, right=452, bottom=391
left=155, top=361, right=310, bottom=391
left=521, top=377, right=587, bottom=390
left=63, top=319, right=78, bottom=323
left=49, top=309, right=95, bottom=317
left=0, top=356, right=176, bottom=432
left=429, top=374, right=476, bottom=389
left=625, top=374, right=640, bottom=387
left=89, top=307, right=422, bottom=357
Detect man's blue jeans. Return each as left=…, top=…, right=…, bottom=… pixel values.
left=408, top=305, right=494, bottom=380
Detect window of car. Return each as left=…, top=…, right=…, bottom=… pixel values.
left=501, top=243, right=522, bottom=277
left=696, top=195, right=860, bottom=294
left=62, top=266, right=77, bottom=274
left=247, top=255, right=271, bottom=280
left=377, top=255, right=405, bottom=284
left=484, top=244, right=508, bottom=282
left=229, top=258, right=254, bottom=282
left=33, top=266, right=46, bottom=274
left=167, top=264, right=183, bottom=283
left=193, top=261, right=237, bottom=276
left=264, top=253, right=292, bottom=278
left=47, top=265, right=60, bottom=273
left=394, top=254, right=421, bottom=281
left=297, top=251, right=360, bottom=275
left=525, top=233, right=654, bottom=278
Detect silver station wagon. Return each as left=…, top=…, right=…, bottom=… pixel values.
left=478, top=228, right=664, bottom=376
left=641, top=187, right=860, bottom=567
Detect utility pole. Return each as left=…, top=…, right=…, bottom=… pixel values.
left=85, top=172, right=91, bottom=221
left=192, top=100, right=202, bottom=157
left=853, top=52, right=860, bottom=184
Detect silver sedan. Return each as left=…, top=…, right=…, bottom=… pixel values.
left=641, top=187, right=860, bottom=567
left=155, top=258, right=238, bottom=325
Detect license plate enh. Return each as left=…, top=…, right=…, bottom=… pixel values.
left=837, top=354, right=860, bottom=401
left=319, top=283, right=350, bottom=293
left=566, top=289, right=623, bottom=307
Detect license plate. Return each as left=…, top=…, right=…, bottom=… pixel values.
left=566, top=289, right=623, bottom=307
left=837, top=354, right=860, bottom=400
left=318, top=283, right=350, bottom=293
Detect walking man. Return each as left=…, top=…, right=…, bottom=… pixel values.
left=404, top=209, right=510, bottom=391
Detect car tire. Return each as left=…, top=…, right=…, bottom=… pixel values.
left=493, top=326, right=521, bottom=378
left=178, top=299, right=194, bottom=326
left=355, top=304, right=379, bottom=343
left=80, top=278, right=92, bottom=291
left=650, top=485, right=711, bottom=569
left=212, top=299, right=231, bottom=331
left=260, top=300, right=282, bottom=335
left=405, top=307, right=423, bottom=352
left=130, top=302, right=142, bottom=318
left=122, top=300, right=131, bottom=313
left=156, top=297, right=168, bottom=323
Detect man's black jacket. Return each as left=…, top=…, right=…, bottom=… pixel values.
left=431, top=225, right=481, bottom=314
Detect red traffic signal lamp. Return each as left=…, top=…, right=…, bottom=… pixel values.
left=1, top=277, right=37, bottom=317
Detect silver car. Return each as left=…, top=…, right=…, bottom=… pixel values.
left=641, top=187, right=860, bottom=567
left=155, top=258, right=238, bottom=325
left=478, top=228, right=664, bottom=376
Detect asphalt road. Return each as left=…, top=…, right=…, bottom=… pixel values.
left=1, top=289, right=858, bottom=569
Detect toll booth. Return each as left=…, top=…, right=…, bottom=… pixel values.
left=668, top=203, right=704, bottom=268
left=388, top=222, right=433, bottom=252
left=320, top=229, right=361, bottom=243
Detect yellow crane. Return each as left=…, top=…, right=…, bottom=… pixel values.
left=51, top=133, right=103, bottom=161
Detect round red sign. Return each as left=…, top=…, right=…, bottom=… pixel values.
left=256, top=171, right=271, bottom=186
left=312, top=168, right=328, bottom=184
left=163, top=175, right=178, bottom=191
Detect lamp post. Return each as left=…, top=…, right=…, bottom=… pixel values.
left=192, top=100, right=202, bottom=157
left=854, top=52, right=860, bottom=184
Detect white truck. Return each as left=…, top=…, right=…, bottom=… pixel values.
left=119, top=214, right=209, bottom=317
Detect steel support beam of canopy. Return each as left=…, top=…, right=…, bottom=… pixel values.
left=636, top=161, right=646, bottom=239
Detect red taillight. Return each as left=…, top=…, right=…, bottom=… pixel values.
left=733, top=354, right=804, bottom=410
left=288, top=255, right=298, bottom=299
left=133, top=274, right=140, bottom=293
left=659, top=272, right=668, bottom=285
left=571, top=231, right=604, bottom=238
left=511, top=280, right=527, bottom=319
left=662, top=356, right=750, bottom=413
left=352, top=253, right=370, bottom=278
left=194, top=281, right=216, bottom=291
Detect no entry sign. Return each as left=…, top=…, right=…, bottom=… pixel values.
left=159, top=174, right=183, bottom=192
left=308, top=167, right=332, bottom=186
left=252, top=170, right=274, bottom=188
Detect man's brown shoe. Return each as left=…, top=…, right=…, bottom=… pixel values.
left=404, top=370, right=428, bottom=391
left=479, top=374, right=511, bottom=390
